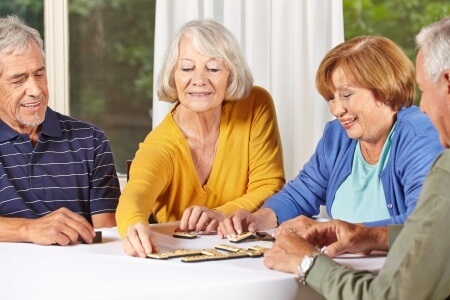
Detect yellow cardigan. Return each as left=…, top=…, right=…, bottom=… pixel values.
left=116, top=86, right=285, bottom=237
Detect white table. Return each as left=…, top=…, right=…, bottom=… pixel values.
left=0, top=223, right=386, bottom=300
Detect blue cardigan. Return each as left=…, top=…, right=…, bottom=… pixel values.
left=263, top=106, right=444, bottom=226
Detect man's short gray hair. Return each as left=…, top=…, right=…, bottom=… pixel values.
left=0, top=15, right=45, bottom=75
left=415, top=17, right=450, bottom=83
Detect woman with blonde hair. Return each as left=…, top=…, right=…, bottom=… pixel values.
left=116, top=19, right=285, bottom=257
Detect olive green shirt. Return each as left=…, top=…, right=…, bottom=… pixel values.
left=306, top=150, right=450, bottom=300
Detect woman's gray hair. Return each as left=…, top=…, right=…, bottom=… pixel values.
left=157, top=19, right=253, bottom=102
left=0, top=15, right=45, bottom=75
left=415, top=17, right=450, bottom=83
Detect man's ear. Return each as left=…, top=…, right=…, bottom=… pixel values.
left=444, top=70, right=450, bottom=91
left=443, top=70, right=450, bottom=105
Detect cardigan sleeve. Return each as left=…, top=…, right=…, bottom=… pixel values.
left=116, top=132, right=174, bottom=237
left=262, top=122, right=350, bottom=224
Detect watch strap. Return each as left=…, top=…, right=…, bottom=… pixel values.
left=298, top=252, right=320, bottom=284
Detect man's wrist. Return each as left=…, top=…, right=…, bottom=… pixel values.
left=4, top=217, right=33, bottom=243
left=359, top=226, right=389, bottom=251
left=369, top=226, right=389, bottom=251
left=297, top=252, right=321, bottom=284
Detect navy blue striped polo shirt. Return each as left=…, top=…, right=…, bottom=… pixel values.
left=0, top=107, right=120, bottom=224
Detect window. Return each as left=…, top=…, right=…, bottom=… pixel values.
left=0, top=2, right=43, bottom=38
left=68, top=0, right=156, bottom=174
left=1, top=0, right=156, bottom=176
left=343, top=0, right=450, bottom=104
left=4, top=0, right=448, bottom=175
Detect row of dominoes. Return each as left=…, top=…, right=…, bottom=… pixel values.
left=147, top=244, right=268, bottom=262
left=173, top=231, right=274, bottom=243
left=172, top=231, right=254, bottom=242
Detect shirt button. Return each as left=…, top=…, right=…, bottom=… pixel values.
left=17, top=137, right=24, bottom=142
left=387, top=204, right=393, bottom=209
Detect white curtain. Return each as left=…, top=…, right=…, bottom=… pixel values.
left=153, top=0, right=344, bottom=180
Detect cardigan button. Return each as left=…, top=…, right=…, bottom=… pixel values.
left=387, top=204, right=393, bottom=209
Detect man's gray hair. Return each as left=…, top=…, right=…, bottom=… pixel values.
left=0, top=15, right=45, bottom=74
left=415, top=17, right=450, bottom=83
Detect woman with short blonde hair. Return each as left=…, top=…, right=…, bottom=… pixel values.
left=117, top=19, right=284, bottom=258
left=157, top=19, right=253, bottom=101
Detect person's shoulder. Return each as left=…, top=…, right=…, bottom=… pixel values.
left=224, top=86, right=275, bottom=119
left=234, top=85, right=274, bottom=111
left=434, top=150, right=450, bottom=172
left=141, top=113, right=184, bottom=153
left=54, top=111, right=107, bottom=137
left=146, top=112, right=177, bottom=139
left=312, top=119, right=353, bottom=154
left=138, top=124, right=186, bottom=165
left=54, top=111, right=97, bottom=128
left=250, top=85, right=271, bottom=97
left=396, top=105, right=437, bottom=134
left=426, top=150, right=450, bottom=197
left=323, top=118, right=347, bottom=136
left=397, top=105, right=432, bottom=125
left=229, top=86, right=271, bottom=103
left=247, top=86, right=273, bottom=104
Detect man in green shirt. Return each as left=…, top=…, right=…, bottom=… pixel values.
left=263, top=17, right=450, bottom=300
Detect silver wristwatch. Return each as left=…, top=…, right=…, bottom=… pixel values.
left=298, top=253, right=320, bottom=284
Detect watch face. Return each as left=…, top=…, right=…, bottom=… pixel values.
left=300, top=256, right=313, bottom=271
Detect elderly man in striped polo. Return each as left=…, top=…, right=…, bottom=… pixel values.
left=0, top=15, right=120, bottom=245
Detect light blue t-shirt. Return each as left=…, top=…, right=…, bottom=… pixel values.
left=331, top=124, right=397, bottom=223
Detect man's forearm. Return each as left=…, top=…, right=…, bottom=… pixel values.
left=0, top=217, right=32, bottom=242
left=366, top=226, right=389, bottom=251
left=364, top=224, right=404, bottom=252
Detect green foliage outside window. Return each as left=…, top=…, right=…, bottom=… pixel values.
left=0, top=0, right=43, bottom=37
left=0, top=0, right=156, bottom=174
left=2, top=0, right=449, bottom=172
left=68, top=0, right=156, bottom=174
left=343, top=0, right=450, bottom=104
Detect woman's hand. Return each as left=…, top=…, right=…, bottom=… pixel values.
left=302, top=220, right=388, bottom=257
left=217, top=208, right=277, bottom=238
left=217, top=209, right=255, bottom=238
left=274, top=215, right=318, bottom=239
left=179, top=206, right=226, bottom=234
left=123, top=222, right=159, bottom=258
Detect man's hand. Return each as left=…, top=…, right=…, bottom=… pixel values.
left=274, top=215, right=318, bottom=239
left=217, top=208, right=277, bottom=238
left=179, top=206, right=226, bottom=234
left=123, top=222, right=159, bottom=258
left=25, top=207, right=96, bottom=245
left=264, top=232, right=319, bottom=274
left=302, top=219, right=388, bottom=257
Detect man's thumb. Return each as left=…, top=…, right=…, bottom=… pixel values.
left=322, top=241, right=346, bottom=257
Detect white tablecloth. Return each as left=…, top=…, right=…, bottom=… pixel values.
left=0, top=223, right=386, bottom=300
